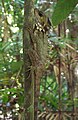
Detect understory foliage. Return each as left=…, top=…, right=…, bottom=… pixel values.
left=0, top=0, right=78, bottom=119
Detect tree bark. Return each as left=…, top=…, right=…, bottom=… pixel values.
left=23, top=0, right=34, bottom=120
left=23, top=0, right=48, bottom=120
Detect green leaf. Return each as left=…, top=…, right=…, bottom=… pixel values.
left=52, top=0, right=78, bottom=26
left=10, top=61, right=23, bottom=72
left=35, top=0, right=38, bottom=4
left=2, top=94, right=8, bottom=103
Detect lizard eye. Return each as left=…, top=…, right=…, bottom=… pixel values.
left=38, top=12, right=43, bottom=17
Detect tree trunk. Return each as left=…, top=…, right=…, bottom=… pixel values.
left=23, top=0, right=48, bottom=120
left=23, top=0, right=34, bottom=120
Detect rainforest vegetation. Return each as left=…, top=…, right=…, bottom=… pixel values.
left=0, top=0, right=78, bottom=119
